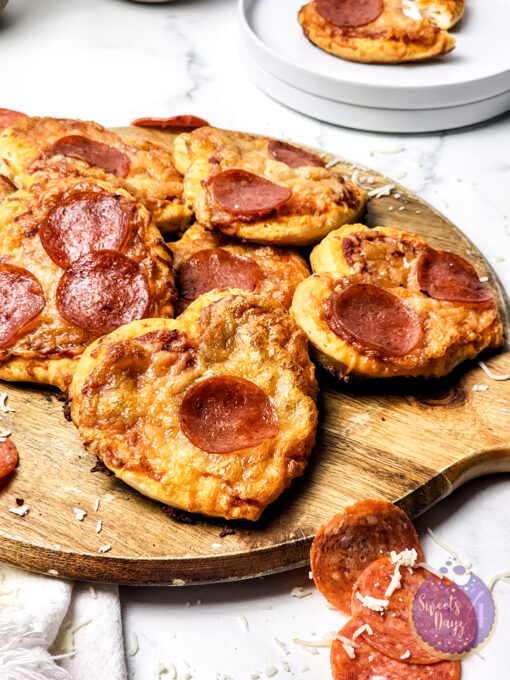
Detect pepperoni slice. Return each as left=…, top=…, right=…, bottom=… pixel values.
left=179, top=376, right=279, bottom=453
left=352, top=557, right=447, bottom=664
left=316, top=0, right=384, bottom=27
left=0, top=108, right=27, bottom=133
left=39, top=190, right=135, bottom=269
left=0, top=265, right=45, bottom=348
left=51, top=136, right=130, bottom=178
left=325, top=283, right=422, bottom=358
left=268, top=140, right=325, bottom=169
left=331, top=619, right=460, bottom=680
left=0, top=440, right=18, bottom=480
left=416, top=250, right=494, bottom=304
left=210, top=169, right=292, bottom=216
left=178, top=248, right=261, bottom=302
left=311, top=500, right=424, bottom=615
left=56, top=251, right=150, bottom=335
left=131, top=115, right=209, bottom=130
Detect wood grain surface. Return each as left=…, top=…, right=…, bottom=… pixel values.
left=0, top=146, right=508, bottom=585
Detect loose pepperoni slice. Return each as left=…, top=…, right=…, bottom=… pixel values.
left=211, top=169, right=292, bottom=216
left=131, top=115, right=209, bottom=130
left=0, top=108, right=27, bottom=132
left=178, top=248, right=261, bottom=302
left=311, top=500, right=424, bottom=615
left=39, top=191, right=135, bottom=269
left=331, top=618, right=460, bottom=680
left=268, top=140, right=325, bottom=169
left=325, top=283, right=422, bottom=358
left=56, top=251, right=150, bottom=335
left=0, top=265, right=45, bottom=348
left=51, top=135, right=130, bottom=178
left=0, top=440, right=18, bottom=480
left=352, top=557, right=447, bottom=664
left=179, top=376, right=279, bottom=453
left=416, top=250, right=494, bottom=304
left=316, top=0, right=384, bottom=27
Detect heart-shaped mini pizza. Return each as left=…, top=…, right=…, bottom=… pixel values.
left=0, top=177, right=176, bottom=391
left=298, top=0, right=458, bottom=63
left=173, top=126, right=366, bottom=246
left=69, top=289, right=319, bottom=520
left=0, top=115, right=192, bottom=233
left=170, top=222, right=310, bottom=312
left=291, top=224, right=503, bottom=379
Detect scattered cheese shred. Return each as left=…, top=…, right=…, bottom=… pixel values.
left=291, top=587, right=312, bottom=599
left=426, top=529, right=472, bottom=572
left=89, top=586, right=97, bottom=599
left=369, top=147, right=404, bottom=156
left=0, top=393, right=15, bottom=413
left=265, top=666, right=277, bottom=677
left=274, top=638, right=289, bottom=655
left=478, top=361, right=510, bottom=381
left=400, top=650, right=411, bottom=659
left=98, top=544, right=111, bottom=553
left=73, top=508, right=87, bottom=521
left=368, top=184, right=395, bottom=199
left=355, top=591, right=389, bottom=611
left=473, top=385, right=489, bottom=392
left=237, top=614, right=249, bottom=632
left=479, top=276, right=489, bottom=283
left=127, top=632, right=139, bottom=657
left=8, top=505, right=29, bottom=517
left=337, top=635, right=357, bottom=660
left=94, top=498, right=100, bottom=511
left=96, top=519, right=103, bottom=533
left=352, top=624, right=373, bottom=639
left=417, top=562, right=448, bottom=580
left=0, top=429, right=12, bottom=442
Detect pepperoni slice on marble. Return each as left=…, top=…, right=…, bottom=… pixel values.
left=311, top=499, right=424, bottom=615
left=56, top=251, right=150, bottom=335
left=0, top=440, right=18, bottom=480
left=416, top=250, right=494, bottom=304
left=39, top=190, right=136, bottom=269
left=268, top=140, right=325, bottom=169
left=51, top=135, right=130, bottom=178
left=316, top=0, right=384, bottom=27
left=210, top=169, right=292, bottom=216
left=179, top=376, right=279, bottom=453
left=0, top=265, right=45, bottom=348
left=352, top=557, right=452, bottom=664
left=131, top=115, right=209, bottom=130
left=331, top=619, right=461, bottom=680
left=325, top=283, right=422, bottom=357
left=0, top=108, right=27, bottom=133
left=179, top=248, right=261, bottom=302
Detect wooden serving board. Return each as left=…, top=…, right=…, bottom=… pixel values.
left=0, top=150, right=509, bottom=585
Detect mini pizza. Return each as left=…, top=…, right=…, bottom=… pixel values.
left=69, top=290, right=319, bottom=521
left=331, top=618, right=461, bottom=680
left=0, top=116, right=193, bottom=233
left=291, top=224, right=503, bottom=379
left=311, top=499, right=423, bottom=614
left=0, top=177, right=176, bottom=392
left=298, top=0, right=456, bottom=64
left=170, top=222, right=310, bottom=312
left=351, top=556, right=446, bottom=663
left=416, top=0, right=465, bottom=29
left=172, top=127, right=366, bottom=246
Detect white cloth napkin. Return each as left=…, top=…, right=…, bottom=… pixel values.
left=0, top=563, right=126, bottom=680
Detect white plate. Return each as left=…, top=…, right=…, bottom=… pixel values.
left=240, top=0, right=510, bottom=110
left=244, top=52, right=510, bottom=132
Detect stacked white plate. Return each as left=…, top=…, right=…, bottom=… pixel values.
left=239, top=0, right=510, bottom=133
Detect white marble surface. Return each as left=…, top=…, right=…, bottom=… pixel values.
left=0, top=0, right=509, bottom=678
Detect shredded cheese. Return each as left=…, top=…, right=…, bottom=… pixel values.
left=94, top=498, right=100, bottom=511
left=473, top=385, right=489, bottom=392
left=426, top=528, right=472, bottom=572
left=291, top=587, right=312, bottom=599
left=488, top=572, right=510, bottom=591
left=98, top=544, right=111, bottom=553
left=265, top=666, right=277, bottom=677
left=368, top=184, right=395, bottom=199
left=127, top=632, right=139, bottom=657
left=355, top=591, right=389, bottom=611
left=0, top=393, right=15, bottom=413
left=478, top=361, right=510, bottom=381
left=352, top=624, right=373, bottom=639
left=89, top=585, right=97, bottom=599
left=369, top=147, right=404, bottom=156
left=73, top=508, right=87, bottom=521
left=274, top=638, right=289, bottom=655
left=400, top=650, right=411, bottom=659
left=237, top=614, right=249, bottom=632
left=418, top=562, right=448, bottom=580
left=8, top=505, right=29, bottom=517
left=96, top=519, right=103, bottom=533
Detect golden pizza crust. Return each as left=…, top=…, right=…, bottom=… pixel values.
left=0, top=116, right=193, bottom=234
left=69, top=290, right=318, bottom=521
left=173, top=127, right=367, bottom=246
left=291, top=224, right=503, bottom=379
left=298, top=0, right=455, bottom=63
left=170, top=222, right=310, bottom=311
left=0, top=177, right=176, bottom=392
left=416, top=0, right=465, bottom=29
